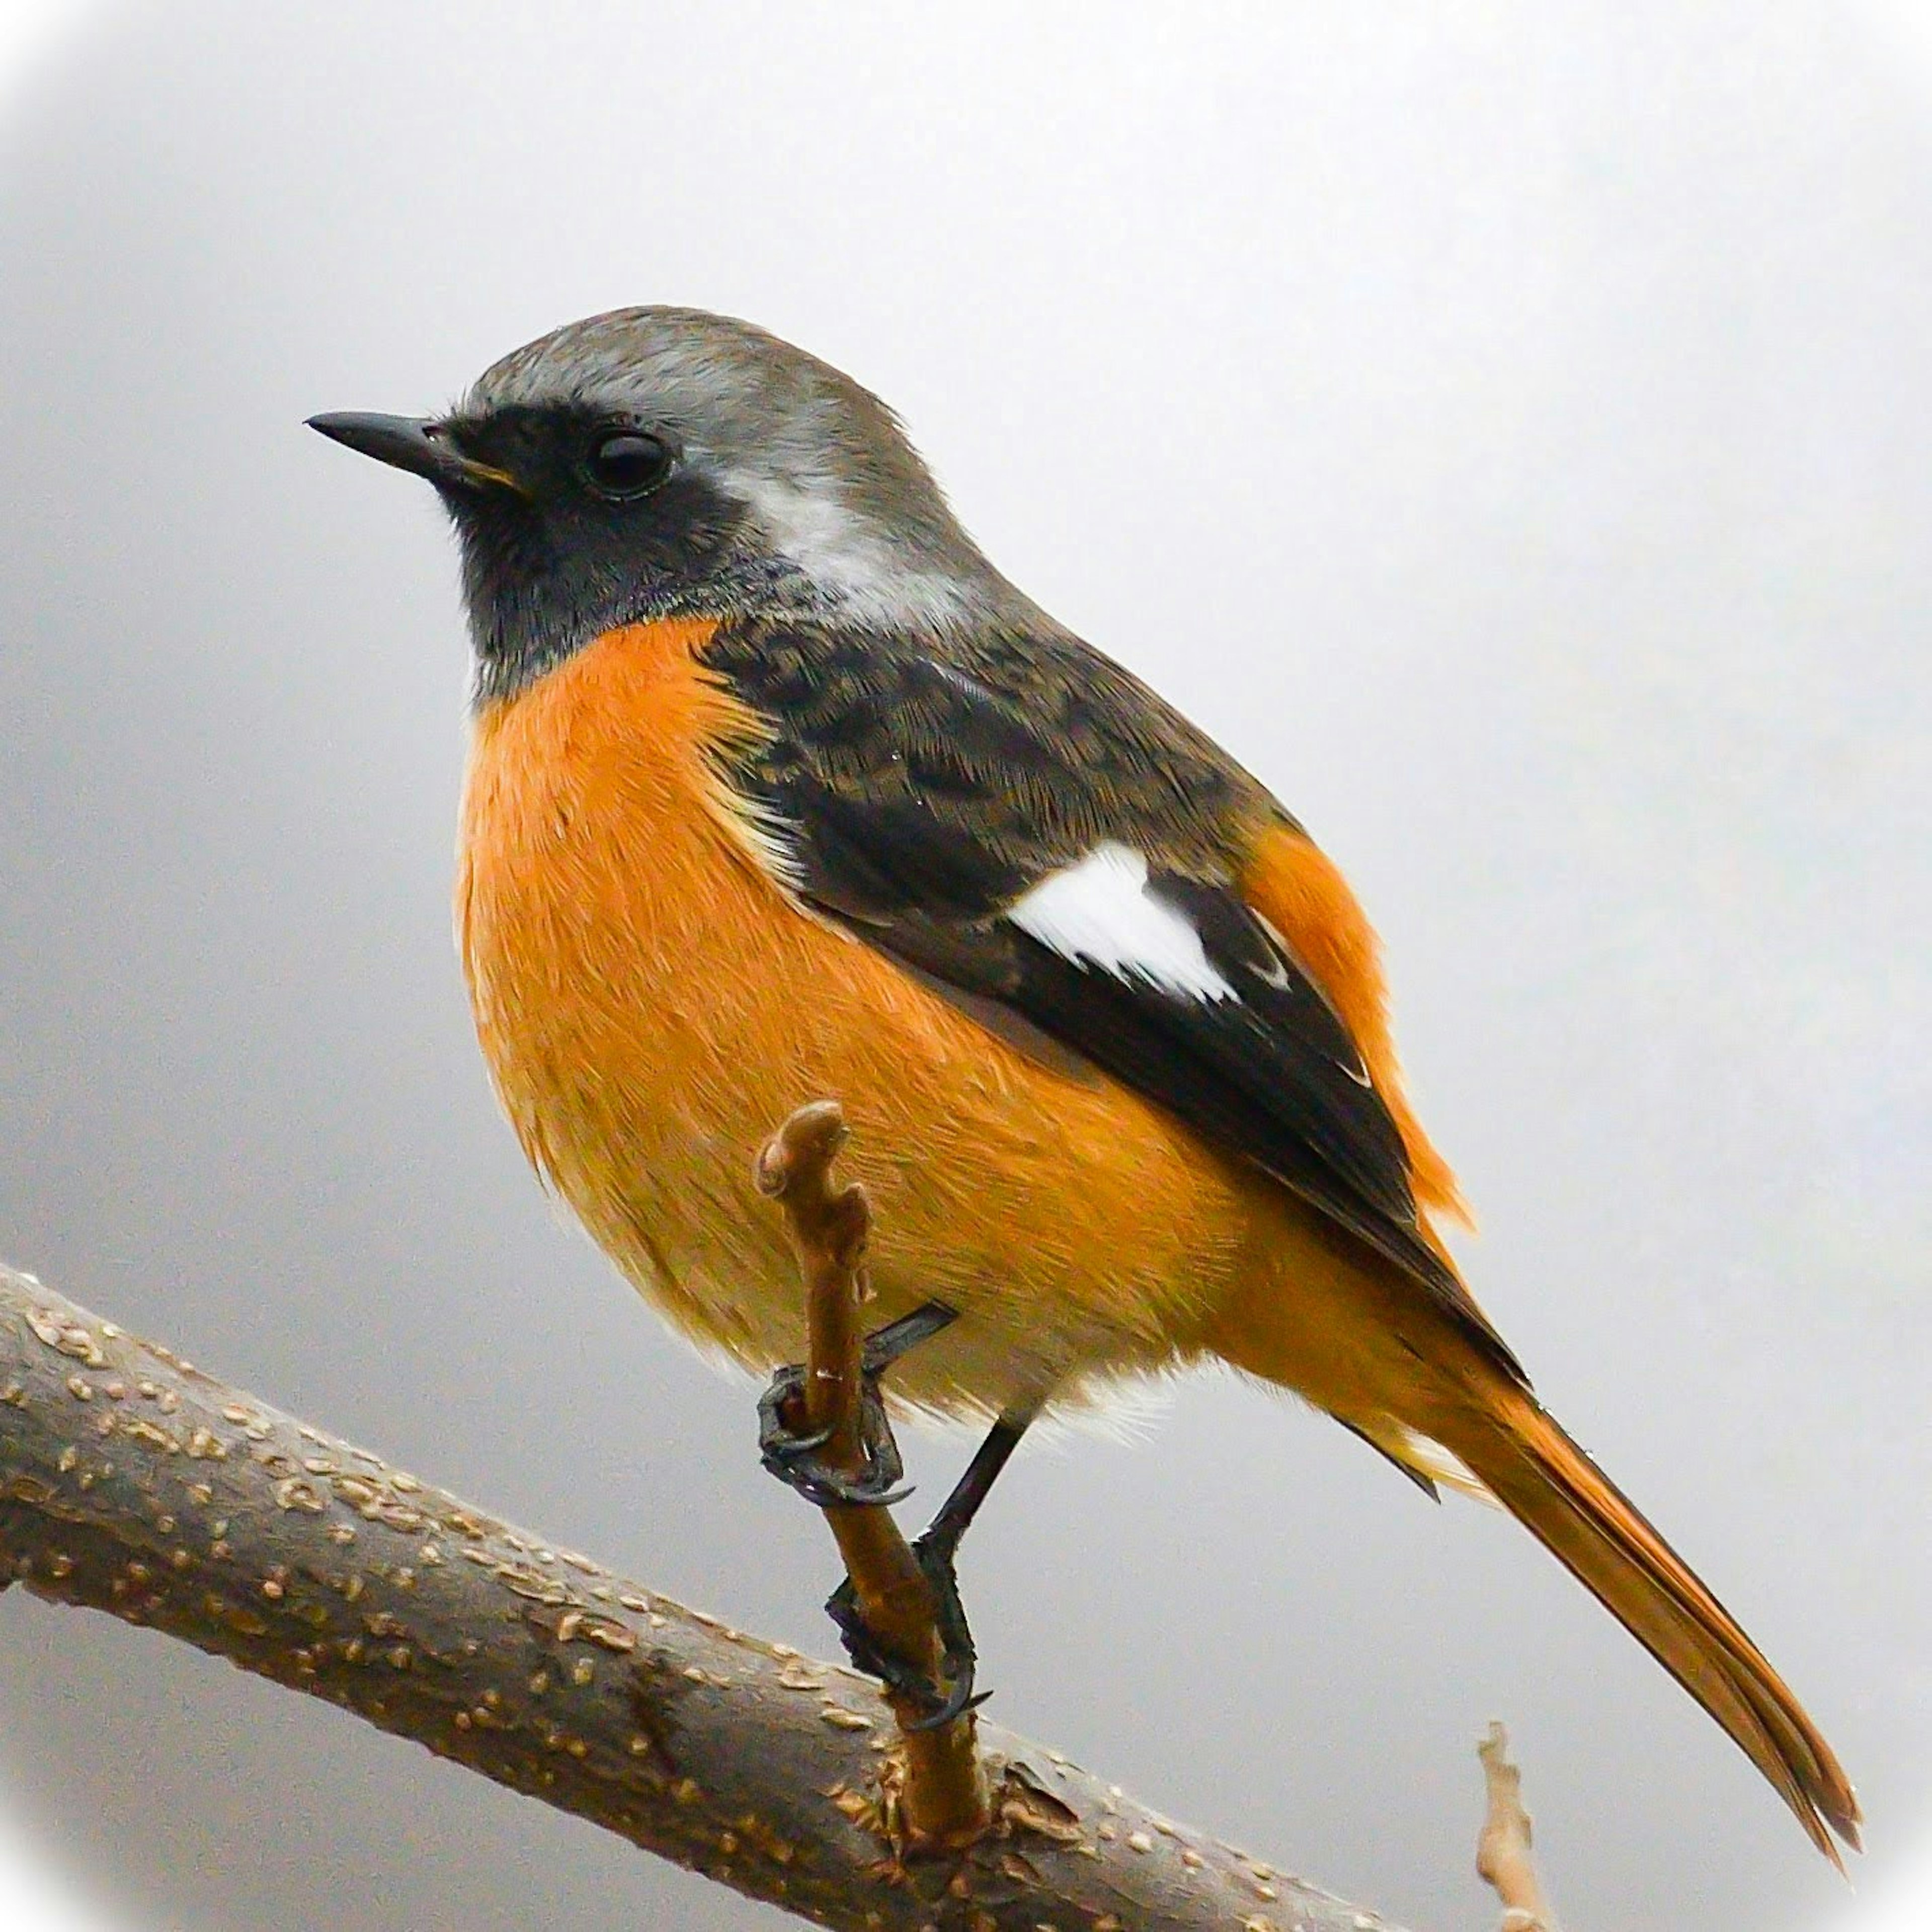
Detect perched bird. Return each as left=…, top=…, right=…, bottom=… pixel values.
left=310, top=306, right=1858, bottom=1860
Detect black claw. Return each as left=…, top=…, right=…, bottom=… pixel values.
left=825, top=1575, right=939, bottom=1707
left=756, top=1303, right=957, bottom=1510
left=822, top=1530, right=986, bottom=1728
left=758, top=1371, right=833, bottom=1462
left=757, top=1360, right=911, bottom=1507
left=755, top=1301, right=992, bottom=1721
left=903, top=1528, right=980, bottom=1728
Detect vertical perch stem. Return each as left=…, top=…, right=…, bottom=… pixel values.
left=1477, top=1721, right=1560, bottom=1930
left=756, top=1101, right=990, bottom=1848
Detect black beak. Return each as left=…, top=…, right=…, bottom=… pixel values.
left=305, top=412, right=521, bottom=494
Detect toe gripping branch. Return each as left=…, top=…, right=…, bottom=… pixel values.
left=753, top=1352, right=904, bottom=1499
left=828, top=1522, right=984, bottom=1731
left=754, top=1103, right=990, bottom=1768
left=757, top=1358, right=906, bottom=1508
left=758, top=1298, right=980, bottom=1722
left=756, top=1303, right=953, bottom=1509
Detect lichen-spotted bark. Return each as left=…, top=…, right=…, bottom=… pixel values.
left=0, top=1264, right=1403, bottom=1932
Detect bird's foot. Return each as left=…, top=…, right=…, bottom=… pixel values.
left=826, top=1523, right=984, bottom=1729
left=757, top=1359, right=910, bottom=1506
left=756, top=1301, right=955, bottom=1509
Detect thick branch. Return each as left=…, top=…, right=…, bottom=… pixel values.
left=0, top=1263, right=1401, bottom=1932
left=756, top=1100, right=988, bottom=1847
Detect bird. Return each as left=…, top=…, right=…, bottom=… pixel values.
left=309, top=304, right=1859, bottom=1862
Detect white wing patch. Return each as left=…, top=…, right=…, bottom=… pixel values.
left=1008, top=843, right=1235, bottom=1003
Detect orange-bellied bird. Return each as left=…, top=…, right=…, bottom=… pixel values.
left=310, top=306, right=1858, bottom=1860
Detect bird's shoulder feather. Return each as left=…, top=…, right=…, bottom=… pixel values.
left=698, top=614, right=1519, bottom=1383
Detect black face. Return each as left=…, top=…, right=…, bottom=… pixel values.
left=437, top=405, right=752, bottom=703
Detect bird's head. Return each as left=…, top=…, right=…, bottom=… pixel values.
left=309, top=305, right=1018, bottom=702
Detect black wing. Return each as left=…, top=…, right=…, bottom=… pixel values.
left=702, top=616, right=1522, bottom=1383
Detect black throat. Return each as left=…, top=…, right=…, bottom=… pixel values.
left=448, top=465, right=779, bottom=707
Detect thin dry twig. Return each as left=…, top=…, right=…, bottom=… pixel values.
left=755, top=1099, right=989, bottom=1849
left=1477, top=1721, right=1560, bottom=1931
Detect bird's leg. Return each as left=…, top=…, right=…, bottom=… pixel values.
left=829, top=1405, right=1035, bottom=1727
left=756, top=1300, right=956, bottom=1508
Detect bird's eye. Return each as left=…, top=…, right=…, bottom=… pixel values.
left=585, top=429, right=672, bottom=500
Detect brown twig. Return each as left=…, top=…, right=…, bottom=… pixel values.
left=755, top=1099, right=990, bottom=1849
left=1477, top=1721, right=1561, bottom=1931
left=0, top=1260, right=1404, bottom=1931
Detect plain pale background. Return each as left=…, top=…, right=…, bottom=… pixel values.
left=1, top=5, right=1927, bottom=1928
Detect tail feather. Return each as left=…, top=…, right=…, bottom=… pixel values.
left=1442, top=1387, right=1861, bottom=1864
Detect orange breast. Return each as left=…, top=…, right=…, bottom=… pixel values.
left=454, top=621, right=1255, bottom=1413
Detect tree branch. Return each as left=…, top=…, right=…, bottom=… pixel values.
left=0, top=1261, right=1403, bottom=1932
left=755, top=1100, right=988, bottom=1848
left=1476, top=1722, right=1560, bottom=1931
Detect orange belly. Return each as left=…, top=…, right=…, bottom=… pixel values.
left=455, top=620, right=1275, bottom=1415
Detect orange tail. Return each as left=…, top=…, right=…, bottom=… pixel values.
left=1437, top=1385, right=1861, bottom=1864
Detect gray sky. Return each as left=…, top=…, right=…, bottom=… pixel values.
left=1, top=5, right=1927, bottom=1928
